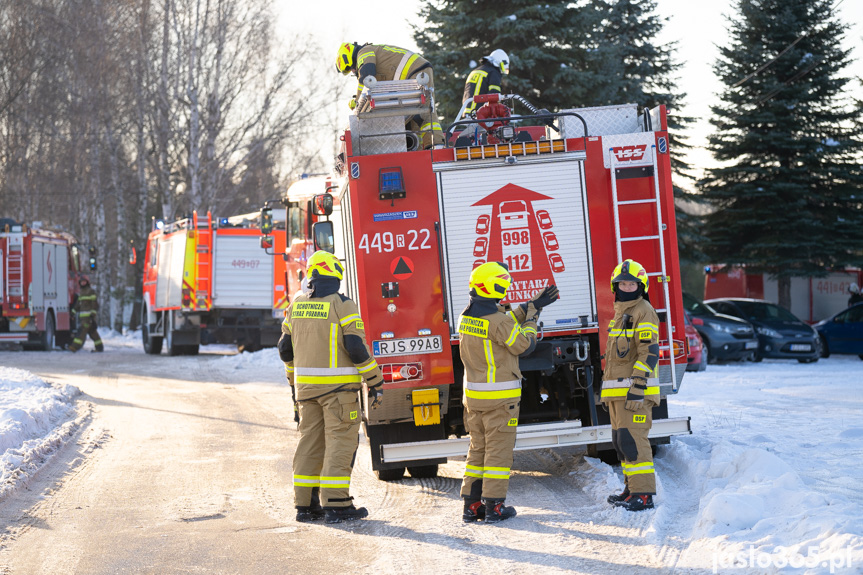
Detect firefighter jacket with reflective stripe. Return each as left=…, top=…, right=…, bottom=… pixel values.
left=355, top=44, right=431, bottom=99
left=462, top=62, right=502, bottom=113
left=282, top=292, right=381, bottom=401
left=75, top=285, right=99, bottom=319
left=458, top=302, right=537, bottom=409
left=601, top=297, right=660, bottom=403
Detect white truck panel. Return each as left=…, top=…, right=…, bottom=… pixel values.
left=435, top=155, right=597, bottom=335
left=31, top=241, right=66, bottom=313
left=212, top=235, right=273, bottom=308
left=155, top=233, right=187, bottom=308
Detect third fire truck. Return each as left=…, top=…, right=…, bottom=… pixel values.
left=283, top=80, right=692, bottom=479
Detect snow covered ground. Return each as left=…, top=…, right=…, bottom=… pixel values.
left=1, top=331, right=862, bottom=573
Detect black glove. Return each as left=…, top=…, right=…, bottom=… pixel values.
left=624, top=378, right=646, bottom=412
left=290, top=384, right=299, bottom=423
left=368, top=385, right=383, bottom=409
left=531, top=285, right=560, bottom=309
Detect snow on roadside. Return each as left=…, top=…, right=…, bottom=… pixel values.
left=0, top=367, right=82, bottom=499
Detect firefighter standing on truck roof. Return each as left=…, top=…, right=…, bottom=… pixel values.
left=334, top=42, right=443, bottom=149
left=462, top=49, right=509, bottom=114
left=458, top=262, right=559, bottom=523
left=278, top=251, right=384, bottom=524
left=602, top=259, right=660, bottom=512
left=66, top=277, right=103, bottom=353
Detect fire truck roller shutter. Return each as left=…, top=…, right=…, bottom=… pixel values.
left=434, top=156, right=597, bottom=335
left=213, top=235, right=274, bottom=308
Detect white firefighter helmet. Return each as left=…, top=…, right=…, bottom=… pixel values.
left=483, top=49, right=510, bottom=74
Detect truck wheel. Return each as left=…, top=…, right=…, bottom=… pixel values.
left=375, top=467, right=405, bottom=481
left=184, top=344, right=200, bottom=356
left=142, top=308, right=163, bottom=355
left=165, top=314, right=183, bottom=356
left=40, top=312, right=56, bottom=351
left=407, top=464, right=438, bottom=479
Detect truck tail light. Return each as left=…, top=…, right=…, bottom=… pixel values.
left=659, top=340, right=686, bottom=360
left=382, top=363, right=423, bottom=383
left=182, top=288, right=192, bottom=307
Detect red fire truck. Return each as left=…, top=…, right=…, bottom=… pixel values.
left=0, top=219, right=92, bottom=350
left=140, top=210, right=288, bottom=355
left=285, top=81, right=692, bottom=479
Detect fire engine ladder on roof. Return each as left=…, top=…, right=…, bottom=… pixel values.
left=193, top=211, right=212, bottom=311
left=354, top=77, right=435, bottom=153
left=609, top=144, right=679, bottom=392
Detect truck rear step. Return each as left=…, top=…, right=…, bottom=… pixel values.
left=380, top=417, right=692, bottom=463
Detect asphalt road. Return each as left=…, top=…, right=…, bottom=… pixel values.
left=0, top=347, right=687, bottom=575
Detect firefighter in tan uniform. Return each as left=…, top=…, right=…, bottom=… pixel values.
left=462, top=49, right=509, bottom=114
left=335, top=42, right=443, bottom=149
left=67, top=277, right=103, bottom=352
left=601, top=259, right=660, bottom=511
left=458, top=262, right=559, bottom=523
left=278, top=251, right=383, bottom=524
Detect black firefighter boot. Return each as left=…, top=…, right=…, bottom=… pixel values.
left=614, top=494, right=654, bottom=512
left=295, top=487, right=326, bottom=522
left=324, top=497, right=369, bottom=524
left=462, top=480, right=485, bottom=523
left=482, top=499, right=517, bottom=523
left=607, top=487, right=630, bottom=504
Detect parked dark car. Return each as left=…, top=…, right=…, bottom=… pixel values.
left=815, top=302, right=863, bottom=360
left=705, top=298, right=820, bottom=363
left=682, top=292, right=759, bottom=362
left=684, top=311, right=707, bottom=372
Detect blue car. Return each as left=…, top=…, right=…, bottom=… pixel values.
left=815, top=303, right=863, bottom=360
left=706, top=298, right=820, bottom=363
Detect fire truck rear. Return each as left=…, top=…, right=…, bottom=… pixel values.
left=0, top=219, right=92, bottom=350
left=140, top=210, right=287, bottom=355
left=308, top=81, right=692, bottom=479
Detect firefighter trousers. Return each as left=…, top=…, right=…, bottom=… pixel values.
left=609, top=400, right=656, bottom=495
left=460, top=399, right=520, bottom=501
left=70, top=318, right=102, bottom=352
left=406, top=68, right=443, bottom=149
left=292, top=390, right=361, bottom=509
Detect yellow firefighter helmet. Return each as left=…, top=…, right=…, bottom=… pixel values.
left=307, top=250, right=344, bottom=280
left=335, top=43, right=357, bottom=75
left=610, top=259, right=649, bottom=292
left=469, top=262, right=512, bottom=299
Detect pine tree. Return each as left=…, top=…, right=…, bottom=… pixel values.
left=412, top=0, right=603, bottom=124
left=414, top=0, right=699, bottom=261
left=700, top=0, right=863, bottom=308
left=589, top=0, right=702, bottom=263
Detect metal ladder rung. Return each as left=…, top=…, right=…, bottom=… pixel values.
left=620, top=234, right=660, bottom=242
left=618, top=198, right=656, bottom=205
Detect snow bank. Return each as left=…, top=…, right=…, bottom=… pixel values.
left=0, top=367, right=81, bottom=497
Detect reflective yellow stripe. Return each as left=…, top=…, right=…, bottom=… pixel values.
left=282, top=316, right=290, bottom=327
left=295, top=374, right=362, bottom=385
left=636, top=322, right=659, bottom=332
left=293, top=475, right=320, bottom=486
left=610, top=329, right=635, bottom=337
left=357, top=51, right=374, bottom=66
left=622, top=463, right=655, bottom=476
left=634, top=361, right=652, bottom=372
left=357, top=359, right=378, bottom=374
left=329, top=323, right=338, bottom=368
left=521, top=327, right=536, bottom=336
left=601, top=388, right=629, bottom=398
left=420, top=122, right=442, bottom=132
left=465, top=464, right=483, bottom=478
left=464, top=388, right=521, bottom=400
left=340, top=314, right=360, bottom=326
left=320, top=476, right=351, bottom=488
left=505, top=324, right=520, bottom=347
left=483, top=466, right=511, bottom=479
left=488, top=84, right=500, bottom=91
left=400, top=53, right=420, bottom=79
left=483, top=340, right=496, bottom=381
left=285, top=365, right=294, bottom=373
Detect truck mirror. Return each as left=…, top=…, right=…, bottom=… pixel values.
left=88, top=246, right=97, bottom=270
left=313, top=221, right=335, bottom=253
left=261, top=207, right=274, bottom=234
left=128, top=246, right=137, bottom=265
left=312, top=193, right=334, bottom=216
